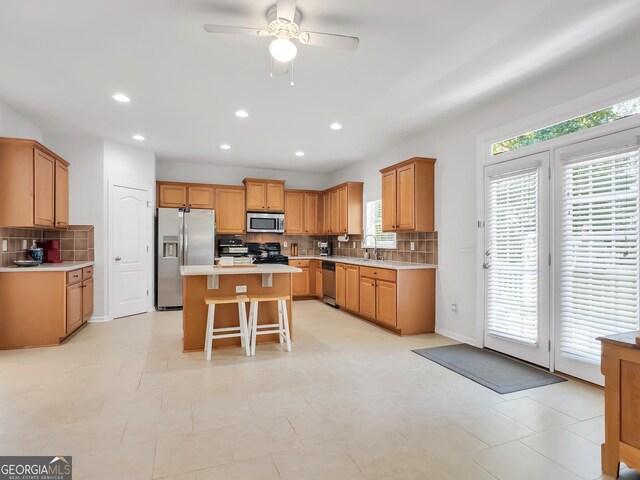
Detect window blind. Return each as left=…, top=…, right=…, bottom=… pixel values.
left=486, top=167, right=539, bottom=345
left=560, top=146, right=640, bottom=364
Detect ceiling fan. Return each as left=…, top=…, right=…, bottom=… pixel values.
left=203, top=0, right=359, bottom=78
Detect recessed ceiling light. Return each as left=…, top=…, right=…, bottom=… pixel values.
left=113, top=93, right=130, bottom=103
left=330, top=122, right=342, bottom=130
left=295, top=151, right=305, bottom=157
left=132, top=134, right=145, bottom=141
left=235, top=110, right=249, bottom=118
left=220, top=144, right=231, bottom=150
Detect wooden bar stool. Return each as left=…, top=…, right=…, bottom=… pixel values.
left=247, top=294, right=291, bottom=356
left=203, top=295, right=251, bottom=361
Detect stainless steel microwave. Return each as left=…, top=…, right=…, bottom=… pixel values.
left=246, top=212, right=285, bottom=233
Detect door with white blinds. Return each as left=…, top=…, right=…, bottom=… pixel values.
left=484, top=152, right=551, bottom=367
left=553, top=129, right=640, bottom=385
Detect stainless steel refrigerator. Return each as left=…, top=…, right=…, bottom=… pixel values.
left=157, top=208, right=215, bottom=309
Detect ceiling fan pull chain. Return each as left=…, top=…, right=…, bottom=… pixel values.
left=270, top=55, right=274, bottom=78
left=290, top=59, right=295, bottom=87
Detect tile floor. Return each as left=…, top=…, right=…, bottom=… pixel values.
left=0, top=299, right=635, bottom=479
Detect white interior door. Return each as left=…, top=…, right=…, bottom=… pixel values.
left=553, top=128, right=640, bottom=385
left=111, top=183, right=149, bottom=318
left=484, top=152, right=550, bottom=367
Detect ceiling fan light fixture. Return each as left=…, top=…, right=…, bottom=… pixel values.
left=269, top=38, right=297, bottom=63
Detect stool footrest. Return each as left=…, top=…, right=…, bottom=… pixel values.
left=255, top=329, right=285, bottom=335
left=209, top=332, right=244, bottom=340
left=212, top=327, right=242, bottom=333
left=254, top=323, right=280, bottom=329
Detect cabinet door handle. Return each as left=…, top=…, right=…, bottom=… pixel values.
left=115, top=257, right=122, bottom=261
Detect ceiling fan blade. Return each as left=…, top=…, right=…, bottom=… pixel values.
left=203, top=24, right=265, bottom=36
left=276, top=0, right=297, bottom=22
left=271, top=60, right=290, bottom=77
left=298, top=31, right=359, bottom=51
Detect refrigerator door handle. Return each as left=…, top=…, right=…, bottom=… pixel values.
left=178, top=224, right=184, bottom=266
left=184, top=223, right=189, bottom=265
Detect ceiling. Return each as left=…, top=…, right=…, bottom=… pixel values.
left=1, top=0, right=639, bottom=172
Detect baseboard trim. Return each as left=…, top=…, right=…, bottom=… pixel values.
left=435, top=326, right=479, bottom=347
left=87, top=316, right=111, bottom=323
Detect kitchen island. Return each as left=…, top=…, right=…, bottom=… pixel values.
left=180, top=264, right=302, bottom=352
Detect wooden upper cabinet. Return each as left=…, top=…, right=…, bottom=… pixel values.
left=157, top=183, right=214, bottom=209
left=397, top=164, right=416, bottom=231
left=215, top=186, right=246, bottom=234
left=304, top=193, right=320, bottom=234
left=55, top=160, right=69, bottom=228
left=323, top=192, right=331, bottom=234
left=245, top=181, right=266, bottom=210
left=266, top=182, right=285, bottom=211
left=380, top=157, right=435, bottom=232
left=187, top=186, right=214, bottom=209
left=34, top=148, right=56, bottom=228
left=284, top=191, right=304, bottom=234
left=323, top=182, right=363, bottom=236
left=243, top=179, right=285, bottom=212
left=159, top=183, right=187, bottom=208
left=0, top=139, right=70, bottom=228
left=338, top=186, right=348, bottom=234
left=381, top=170, right=397, bottom=231
left=329, top=189, right=340, bottom=234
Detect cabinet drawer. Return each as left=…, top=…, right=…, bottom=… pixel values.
left=360, top=266, right=397, bottom=282
left=289, top=259, right=310, bottom=268
left=82, top=266, right=93, bottom=280
left=66, top=269, right=82, bottom=285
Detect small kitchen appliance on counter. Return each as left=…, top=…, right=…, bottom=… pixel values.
left=218, top=238, right=248, bottom=257
left=319, top=241, right=331, bottom=257
left=38, top=240, right=62, bottom=263
left=247, top=242, right=289, bottom=265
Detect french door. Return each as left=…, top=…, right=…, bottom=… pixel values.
left=483, top=128, right=640, bottom=384
left=484, top=152, right=551, bottom=368
left=553, top=129, right=640, bottom=384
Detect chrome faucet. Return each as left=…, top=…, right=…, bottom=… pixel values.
left=364, top=234, right=378, bottom=260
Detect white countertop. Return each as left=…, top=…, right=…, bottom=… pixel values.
left=0, top=261, right=94, bottom=273
left=181, top=264, right=302, bottom=276
left=289, top=256, right=437, bottom=270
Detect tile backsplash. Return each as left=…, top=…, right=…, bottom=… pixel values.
left=218, top=231, right=438, bottom=265
left=0, top=225, right=95, bottom=267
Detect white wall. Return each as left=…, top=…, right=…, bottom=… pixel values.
left=0, top=99, right=42, bottom=141
left=331, top=27, right=640, bottom=345
left=103, top=141, right=156, bottom=317
left=44, top=134, right=107, bottom=319
left=157, top=160, right=332, bottom=190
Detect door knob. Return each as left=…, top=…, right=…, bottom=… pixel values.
left=115, top=256, right=122, bottom=261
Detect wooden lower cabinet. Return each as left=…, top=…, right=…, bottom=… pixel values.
left=0, top=265, right=95, bottom=349
left=66, top=266, right=94, bottom=335
left=336, top=263, right=359, bottom=312
left=66, top=282, right=84, bottom=334
left=600, top=332, right=640, bottom=478
left=359, top=277, right=376, bottom=319
left=291, top=259, right=315, bottom=298
left=358, top=266, right=434, bottom=335
left=82, top=276, right=94, bottom=321
left=375, top=279, right=397, bottom=327
left=315, top=261, right=323, bottom=298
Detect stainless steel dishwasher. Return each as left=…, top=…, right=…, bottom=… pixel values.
left=322, top=261, right=337, bottom=306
